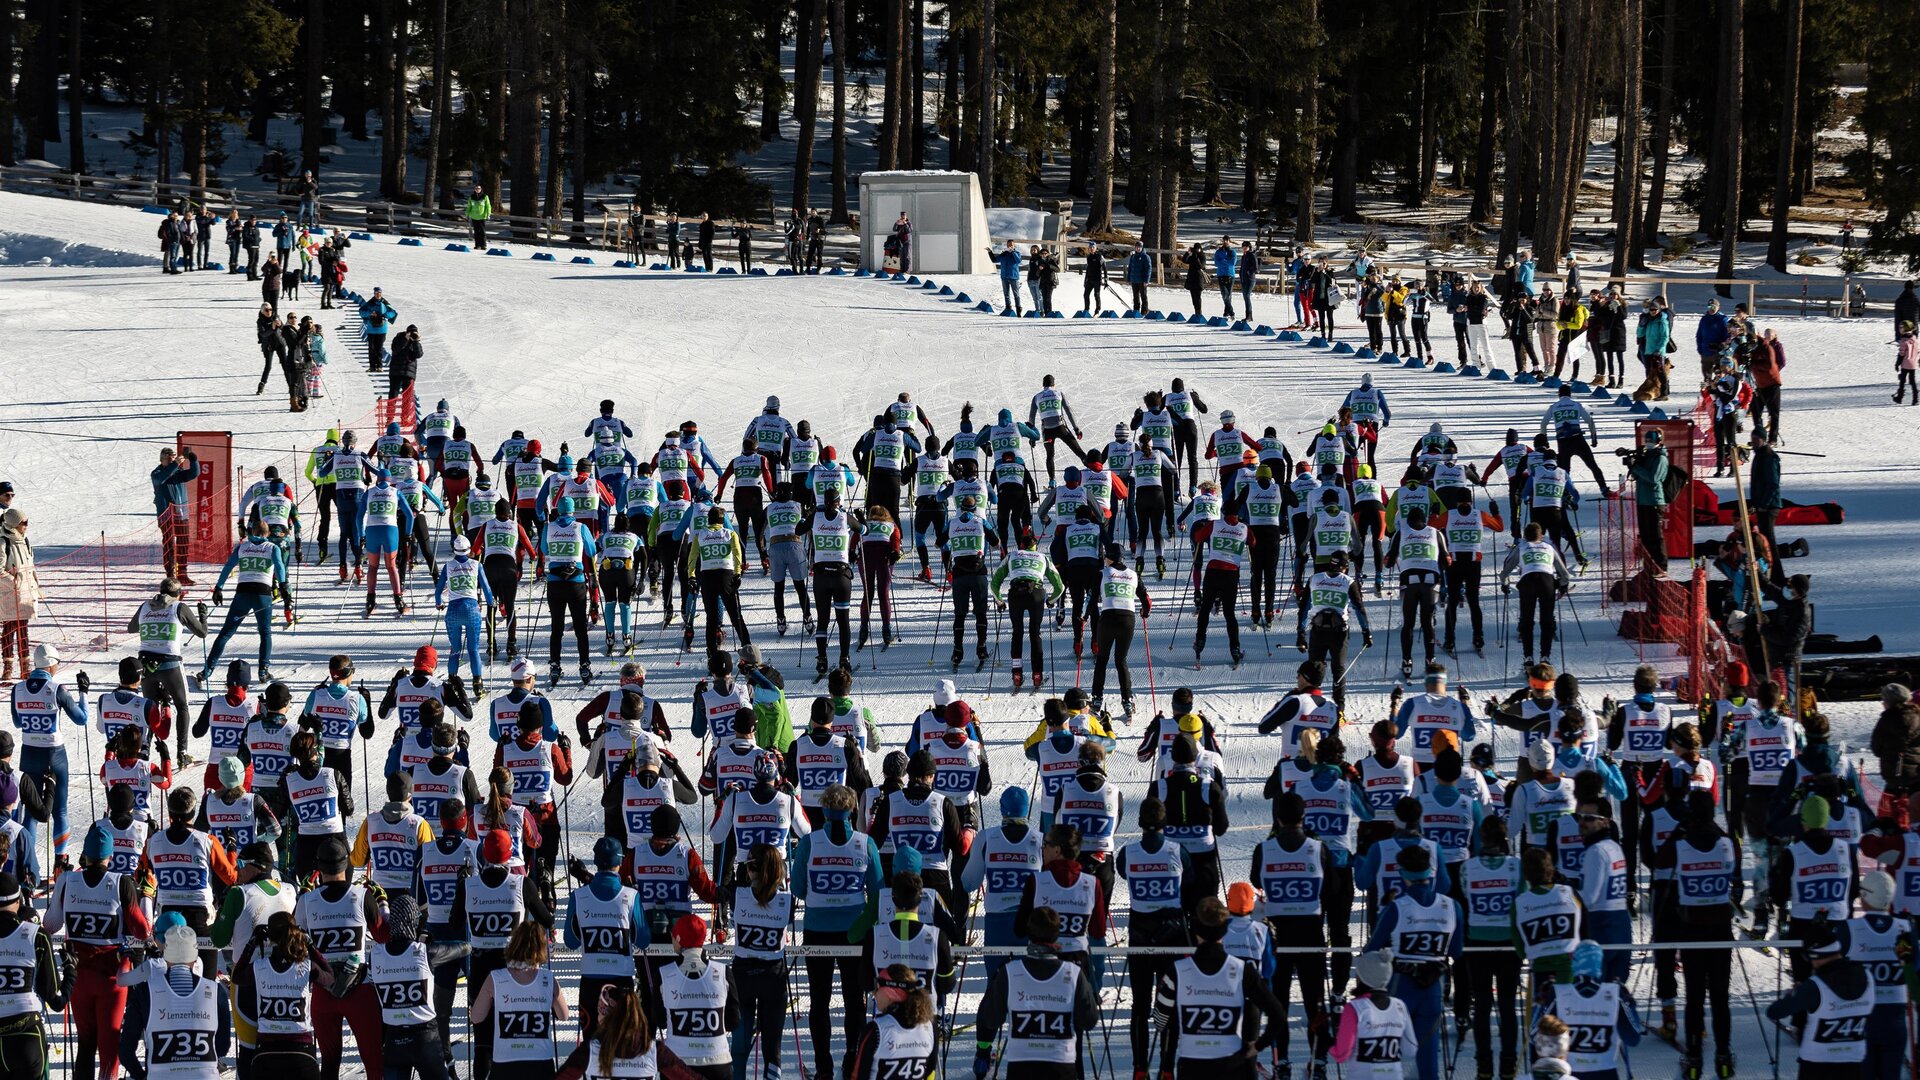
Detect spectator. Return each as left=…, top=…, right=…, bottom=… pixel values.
left=178, top=208, right=197, bottom=271
left=665, top=213, right=681, bottom=268
left=1695, top=298, right=1731, bottom=381
left=1212, top=237, right=1236, bottom=319
left=273, top=213, right=295, bottom=262
left=735, top=220, right=754, bottom=272
left=256, top=306, right=286, bottom=396
left=1514, top=248, right=1536, bottom=297
left=262, top=256, right=283, bottom=318
left=224, top=211, right=243, bottom=275
left=1755, top=573, right=1813, bottom=697
left=151, top=447, right=202, bottom=585
left=1237, top=241, right=1259, bottom=323
left=0, top=481, right=12, bottom=516
left=1634, top=297, right=1672, bottom=401
left=1751, top=328, right=1785, bottom=443
left=1125, top=241, right=1152, bottom=314
left=317, top=239, right=339, bottom=310
left=698, top=213, right=716, bottom=271
left=1744, top=429, right=1785, bottom=578
left=464, top=185, right=492, bottom=250
left=360, top=287, right=398, bottom=372
left=196, top=207, right=215, bottom=270
left=1026, top=245, right=1046, bottom=315
left=157, top=211, right=181, bottom=274
left=1896, top=320, right=1919, bottom=405
left=992, top=244, right=1023, bottom=315
left=1894, top=280, right=1919, bottom=335
left=891, top=212, right=913, bottom=274
left=388, top=325, right=423, bottom=401
left=1870, top=685, right=1920, bottom=801
left=296, top=171, right=320, bottom=228
left=243, top=216, right=262, bottom=280
left=1181, top=243, right=1206, bottom=318
left=1035, top=245, right=1058, bottom=317
left=0, top=506, right=34, bottom=681
left=1563, top=253, right=1582, bottom=297
left=1628, top=427, right=1670, bottom=571
left=1081, top=243, right=1107, bottom=315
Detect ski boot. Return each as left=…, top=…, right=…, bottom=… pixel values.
left=776, top=617, right=789, bottom=637
left=1273, top=1064, right=1291, bottom=1080
left=364, top=593, right=377, bottom=618
left=1652, top=1005, right=1677, bottom=1042
left=917, top=566, right=932, bottom=583
left=394, top=593, right=409, bottom=615
left=1679, top=1050, right=1702, bottom=1080
left=257, top=667, right=280, bottom=683
left=682, top=626, right=695, bottom=652
left=1472, top=634, right=1485, bottom=655
left=579, top=663, right=594, bottom=686
left=50, top=854, right=71, bottom=883
left=1072, top=635, right=1084, bottom=658
left=1230, top=647, right=1245, bottom=668
left=1475, top=1065, right=1493, bottom=1080
left=471, top=676, right=485, bottom=697
left=1714, top=1052, right=1734, bottom=1078
left=1119, top=696, right=1135, bottom=723
left=1306, top=1064, right=1327, bottom=1080
left=949, top=648, right=963, bottom=673
left=1155, top=555, right=1166, bottom=580
left=1011, top=666, right=1024, bottom=688
left=1373, top=569, right=1383, bottom=594
left=1442, top=638, right=1456, bottom=654
left=857, top=628, right=870, bottom=650
left=605, top=635, right=616, bottom=657
left=1400, top=659, right=1413, bottom=680
left=817, top=654, right=832, bottom=679
left=1031, top=666, right=1044, bottom=686
left=548, top=663, right=563, bottom=688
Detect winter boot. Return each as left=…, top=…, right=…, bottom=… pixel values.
left=1653, top=1005, right=1677, bottom=1042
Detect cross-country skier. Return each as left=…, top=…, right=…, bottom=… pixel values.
left=1296, top=550, right=1372, bottom=710
left=434, top=535, right=496, bottom=694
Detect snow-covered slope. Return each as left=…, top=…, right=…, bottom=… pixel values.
left=0, top=191, right=1906, bottom=1077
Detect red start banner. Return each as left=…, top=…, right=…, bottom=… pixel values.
left=178, top=430, right=234, bottom=563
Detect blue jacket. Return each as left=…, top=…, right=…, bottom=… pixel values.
left=150, top=458, right=202, bottom=515
left=360, top=297, right=398, bottom=336
left=1212, top=247, right=1235, bottom=279
left=995, top=248, right=1023, bottom=283
left=1695, top=310, right=1730, bottom=355
left=1125, top=251, right=1152, bottom=284
left=1514, top=258, right=1536, bottom=296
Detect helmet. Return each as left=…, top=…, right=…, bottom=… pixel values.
left=765, top=395, right=780, bottom=411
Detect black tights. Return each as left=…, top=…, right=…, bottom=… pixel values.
left=547, top=579, right=592, bottom=665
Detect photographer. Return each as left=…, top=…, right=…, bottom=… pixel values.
left=1617, top=429, right=1670, bottom=571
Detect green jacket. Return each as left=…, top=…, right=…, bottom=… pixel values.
left=464, top=194, right=492, bottom=222
left=1630, top=447, right=1668, bottom=507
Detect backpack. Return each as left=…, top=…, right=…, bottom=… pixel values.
left=1660, top=460, right=1686, bottom=505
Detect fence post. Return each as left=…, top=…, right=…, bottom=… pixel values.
left=100, top=530, right=107, bottom=647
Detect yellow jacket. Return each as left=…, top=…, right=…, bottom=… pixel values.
left=1557, top=303, right=1588, bottom=333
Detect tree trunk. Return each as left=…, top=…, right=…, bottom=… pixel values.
left=385, top=0, right=408, bottom=199
left=1292, top=0, right=1318, bottom=243
left=568, top=24, right=586, bottom=228
left=153, top=0, right=171, bottom=192
left=1611, top=0, right=1644, bottom=276
left=20, top=0, right=56, bottom=160
left=1715, top=0, right=1742, bottom=293
left=0, top=0, right=15, bottom=167
left=507, top=0, right=544, bottom=231
left=485, top=0, right=508, bottom=206
left=1469, top=0, right=1503, bottom=223
left=545, top=54, right=564, bottom=217
left=183, top=78, right=206, bottom=192
left=1200, top=128, right=1219, bottom=204
left=975, top=0, right=994, bottom=198
left=1084, top=0, right=1117, bottom=232
left=422, top=0, right=448, bottom=206
left=1640, top=0, right=1675, bottom=242
left=1496, top=0, right=1527, bottom=259
left=829, top=0, right=849, bottom=221
left=302, top=0, right=326, bottom=173
left=791, top=0, right=824, bottom=211
left=66, top=0, right=83, bottom=174
left=1530, top=0, right=1562, bottom=265
left=760, top=0, right=783, bottom=141
left=879, top=0, right=901, bottom=168
left=1764, top=0, right=1801, bottom=271
left=911, top=0, right=925, bottom=167
left=1328, top=55, right=1361, bottom=219
left=1698, top=0, right=1730, bottom=235
left=1241, top=86, right=1261, bottom=211
left=1155, top=0, right=1187, bottom=269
